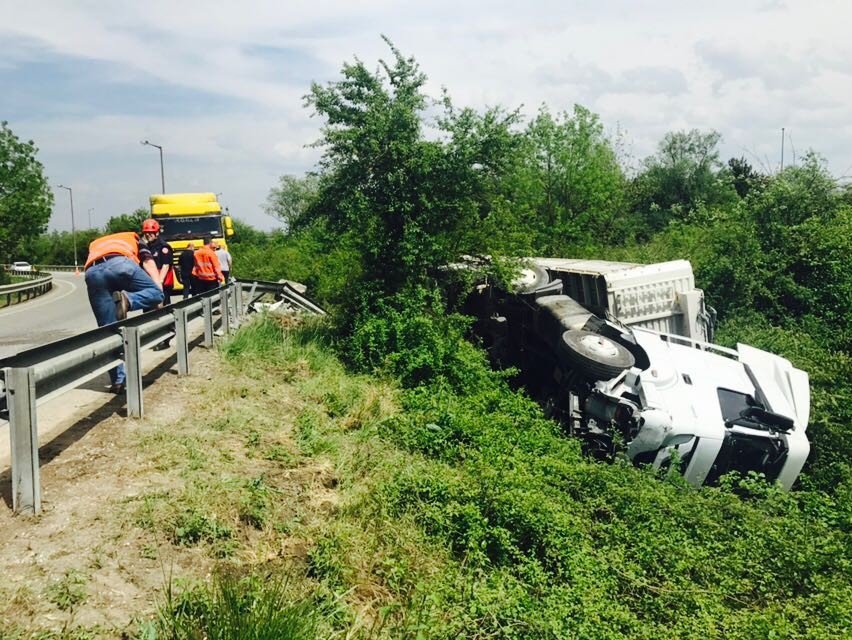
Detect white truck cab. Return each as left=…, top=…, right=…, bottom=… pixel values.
left=590, top=329, right=810, bottom=489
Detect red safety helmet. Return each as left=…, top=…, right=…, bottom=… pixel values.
left=142, top=218, right=160, bottom=233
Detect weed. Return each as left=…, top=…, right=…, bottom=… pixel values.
left=151, top=570, right=317, bottom=640
left=246, top=429, right=261, bottom=448
left=46, top=569, right=88, bottom=611
left=263, top=444, right=295, bottom=465
left=141, top=544, right=159, bottom=560
left=239, top=477, right=275, bottom=530
left=173, top=509, right=233, bottom=546
left=295, top=408, right=332, bottom=456
left=306, top=531, right=349, bottom=589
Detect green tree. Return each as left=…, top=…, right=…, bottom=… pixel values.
left=0, top=121, right=53, bottom=263
left=745, top=152, right=850, bottom=330
left=727, top=156, right=766, bottom=199
left=265, top=174, right=319, bottom=231
left=508, top=105, right=628, bottom=251
left=303, top=39, right=520, bottom=310
left=227, top=218, right=271, bottom=247
left=30, top=229, right=101, bottom=265
left=103, top=207, right=149, bottom=234
left=631, top=129, right=736, bottom=233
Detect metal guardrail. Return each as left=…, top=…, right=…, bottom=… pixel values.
left=241, top=278, right=327, bottom=316
left=1, top=278, right=323, bottom=515
left=34, top=265, right=78, bottom=273
left=0, top=273, right=53, bottom=307
left=1, top=264, right=78, bottom=273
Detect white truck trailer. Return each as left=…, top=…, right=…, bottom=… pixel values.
left=532, top=258, right=715, bottom=342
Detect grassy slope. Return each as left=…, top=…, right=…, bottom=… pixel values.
left=160, top=315, right=851, bottom=639
left=5, top=314, right=845, bottom=639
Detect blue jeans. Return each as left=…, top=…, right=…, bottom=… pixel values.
left=85, top=257, right=164, bottom=384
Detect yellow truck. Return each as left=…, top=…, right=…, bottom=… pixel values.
left=149, top=192, right=234, bottom=291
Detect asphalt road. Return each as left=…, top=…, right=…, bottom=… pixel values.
left=0, top=272, right=97, bottom=359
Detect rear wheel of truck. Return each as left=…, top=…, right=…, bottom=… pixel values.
left=558, top=329, right=635, bottom=380
left=511, top=265, right=550, bottom=294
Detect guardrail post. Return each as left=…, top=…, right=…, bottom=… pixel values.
left=202, top=297, right=214, bottom=347
left=5, top=367, right=41, bottom=515
left=174, top=308, right=189, bottom=375
left=122, top=326, right=143, bottom=418
left=245, top=281, right=257, bottom=314
left=232, top=282, right=242, bottom=323
left=228, top=285, right=240, bottom=326
left=220, top=288, right=231, bottom=334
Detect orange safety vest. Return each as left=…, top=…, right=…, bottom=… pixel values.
left=192, top=245, right=223, bottom=281
left=84, top=232, right=140, bottom=268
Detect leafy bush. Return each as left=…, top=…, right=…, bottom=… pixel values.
left=348, top=286, right=494, bottom=392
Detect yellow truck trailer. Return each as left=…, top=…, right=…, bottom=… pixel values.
left=149, top=192, right=234, bottom=291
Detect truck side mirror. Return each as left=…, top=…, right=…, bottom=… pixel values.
left=224, top=215, right=234, bottom=237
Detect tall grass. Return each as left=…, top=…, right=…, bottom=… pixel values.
left=145, top=572, right=316, bottom=640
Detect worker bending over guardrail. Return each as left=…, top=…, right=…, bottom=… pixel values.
left=83, top=231, right=164, bottom=393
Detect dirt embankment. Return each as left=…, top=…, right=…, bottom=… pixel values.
left=0, top=344, right=337, bottom=636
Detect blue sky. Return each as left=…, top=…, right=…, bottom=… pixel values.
left=1, top=0, right=851, bottom=232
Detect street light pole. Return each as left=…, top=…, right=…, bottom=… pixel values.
left=57, top=184, right=79, bottom=272
left=141, top=140, right=165, bottom=193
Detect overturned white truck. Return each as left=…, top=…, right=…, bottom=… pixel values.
left=466, top=258, right=811, bottom=489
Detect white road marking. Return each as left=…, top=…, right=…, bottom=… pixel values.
left=0, top=276, right=80, bottom=319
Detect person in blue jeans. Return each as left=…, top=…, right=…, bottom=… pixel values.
left=83, top=231, right=163, bottom=392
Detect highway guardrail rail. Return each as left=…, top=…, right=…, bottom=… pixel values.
left=0, top=270, right=53, bottom=308
left=0, top=279, right=325, bottom=515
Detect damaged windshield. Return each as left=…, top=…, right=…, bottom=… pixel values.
left=717, top=388, right=794, bottom=432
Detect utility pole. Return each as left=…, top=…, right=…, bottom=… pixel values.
left=57, top=185, right=79, bottom=273
left=780, top=127, right=785, bottom=171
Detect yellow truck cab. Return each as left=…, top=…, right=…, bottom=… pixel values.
left=149, top=193, right=234, bottom=291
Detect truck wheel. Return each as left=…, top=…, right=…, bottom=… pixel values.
left=558, top=329, right=635, bottom=380
left=511, top=265, right=550, bottom=294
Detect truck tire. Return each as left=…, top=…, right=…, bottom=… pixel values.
left=511, top=265, right=550, bottom=294
left=558, top=329, right=635, bottom=380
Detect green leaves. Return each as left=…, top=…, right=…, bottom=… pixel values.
left=631, top=129, right=738, bottom=234
left=302, top=40, right=522, bottom=316
left=507, top=105, right=628, bottom=250
left=0, top=121, right=53, bottom=263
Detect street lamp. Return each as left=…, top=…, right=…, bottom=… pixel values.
left=141, top=140, right=165, bottom=193
left=57, top=184, right=79, bottom=272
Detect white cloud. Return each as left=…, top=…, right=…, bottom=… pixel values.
left=1, top=0, right=851, bottom=230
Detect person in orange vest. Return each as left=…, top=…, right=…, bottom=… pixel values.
left=83, top=231, right=164, bottom=393
left=192, top=237, right=224, bottom=294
